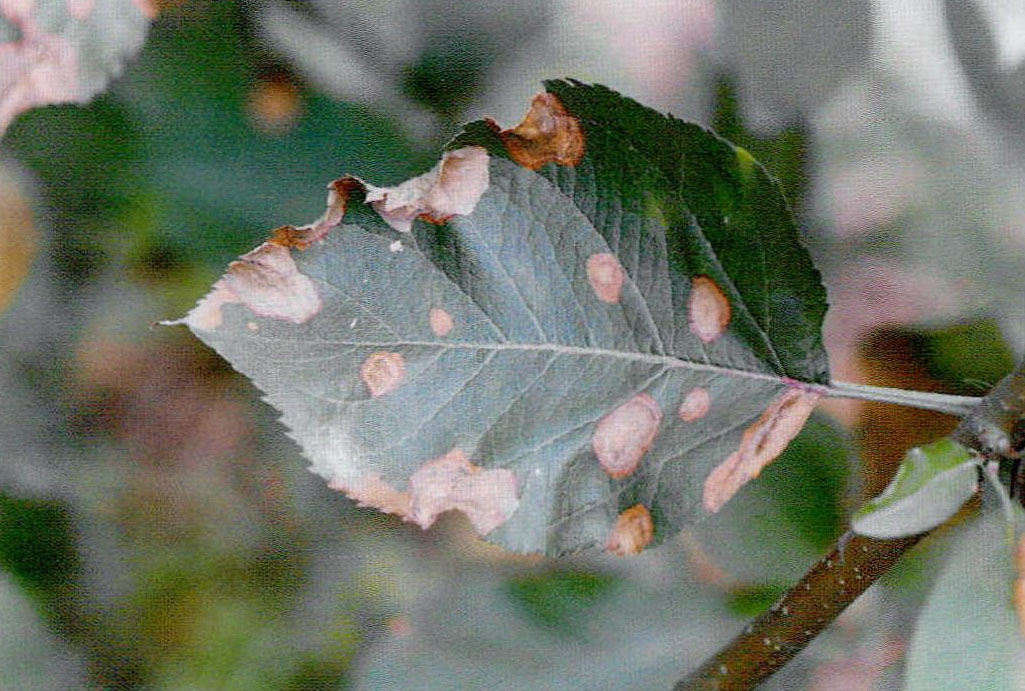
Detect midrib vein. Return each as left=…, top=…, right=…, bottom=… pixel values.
left=237, top=333, right=784, bottom=385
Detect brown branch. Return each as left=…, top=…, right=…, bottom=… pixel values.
left=674, top=530, right=922, bottom=691
left=676, top=366, right=1025, bottom=691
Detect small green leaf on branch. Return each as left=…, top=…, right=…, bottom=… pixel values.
left=851, top=438, right=978, bottom=539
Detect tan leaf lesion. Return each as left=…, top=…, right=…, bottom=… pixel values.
left=330, top=473, right=412, bottom=518
left=703, top=387, right=821, bottom=513
left=175, top=242, right=321, bottom=330
left=360, top=351, right=406, bottom=397
left=330, top=449, right=520, bottom=537
left=593, top=393, right=663, bottom=478
left=678, top=387, right=711, bottom=422
left=489, top=92, right=585, bottom=170
left=364, top=146, right=490, bottom=233
left=586, top=253, right=624, bottom=304
left=429, top=307, right=455, bottom=337
left=688, top=275, right=732, bottom=344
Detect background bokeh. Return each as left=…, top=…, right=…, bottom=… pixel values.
left=1, top=0, right=1023, bottom=688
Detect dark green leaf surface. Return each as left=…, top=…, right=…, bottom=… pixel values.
left=181, top=82, right=830, bottom=555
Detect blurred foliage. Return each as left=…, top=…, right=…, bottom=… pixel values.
left=505, top=570, right=621, bottom=637
left=1, top=0, right=1024, bottom=689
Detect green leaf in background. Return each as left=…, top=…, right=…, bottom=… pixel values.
left=353, top=563, right=736, bottom=691
left=0, top=0, right=152, bottom=136
left=175, top=81, right=830, bottom=555
left=0, top=571, right=86, bottom=690
left=851, top=438, right=978, bottom=539
left=904, top=496, right=1025, bottom=690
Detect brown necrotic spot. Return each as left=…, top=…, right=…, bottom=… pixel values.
left=688, top=275, right=732, bottom=343
left=429, top=307, right=454, bottom=337
left=678, top=387, right=711, bottom=422
left=270, top=177, right=361, bottom=249
left=492, top=92, right=585, bottom=170
left=593, top=393, right=663, bottom=478
left=605, top=504, right=654, bottom=556
left=702, top=388, right=821, bottom=513
left=360, top=351, right=406, bottom=397
left=586, top=253, right=624, bottom=304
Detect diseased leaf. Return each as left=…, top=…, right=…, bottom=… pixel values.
left=851, top=438, right=978, bottom=539
left=904, top=498, right=1025, bottom=691
left=0, top=0, right=153, bottom=137
left=176, top=81, right=830, bottom=555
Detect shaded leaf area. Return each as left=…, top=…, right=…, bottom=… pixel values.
left=904, top=494, right=1025, bottom=690
left=0, top=0, right=153, bottom=136
left=186, top=82, right=830, bottom=556
left=453, top=79, right=829, bottom=383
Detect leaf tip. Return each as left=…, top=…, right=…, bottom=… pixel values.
left=176, top=279, right=239, bottom=331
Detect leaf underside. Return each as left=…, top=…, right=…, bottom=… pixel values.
left=181, top=80, right=829, bottom=555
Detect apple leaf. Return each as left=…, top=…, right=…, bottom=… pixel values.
left=353, top=565, right=736, bottom=691
left=0, top=0, right=153, bottom=137
left=904, top=497, right=1025, bottom=690
left=173, top=80, right=830, bottom=555
left=851, top=438, right=978, bottom=539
